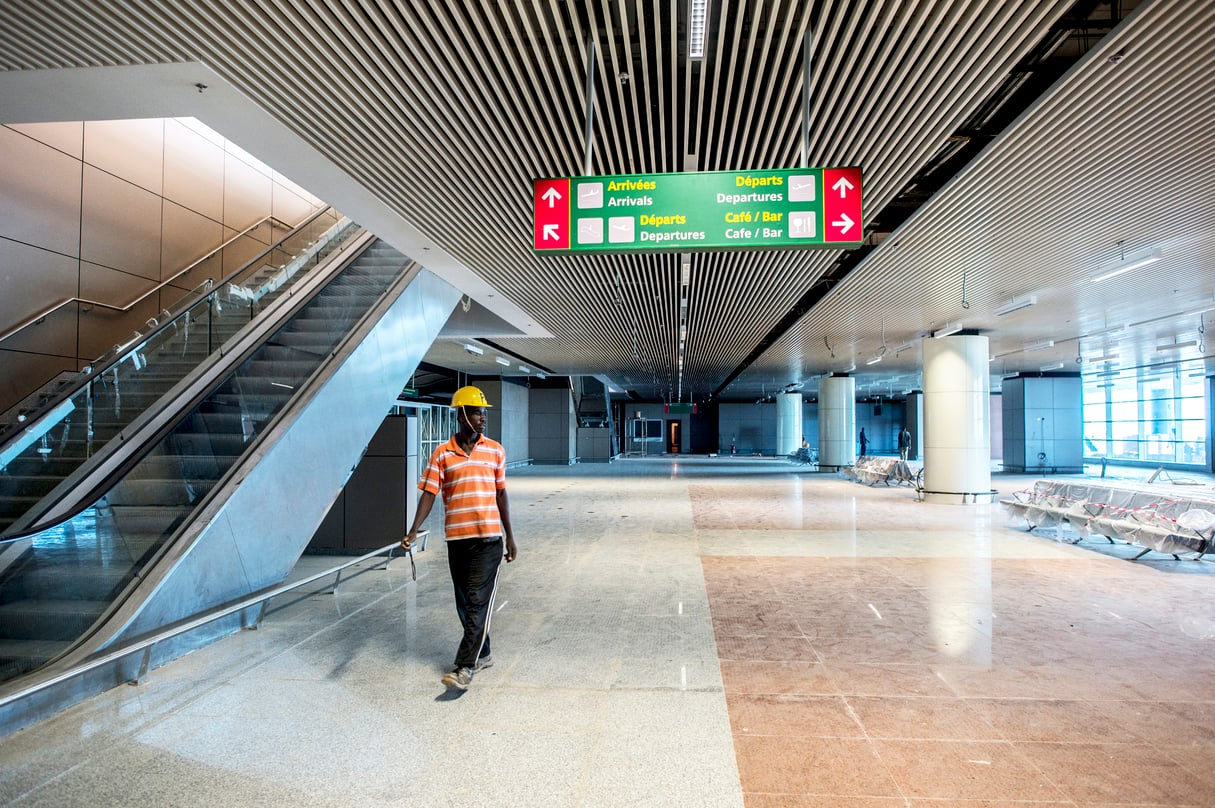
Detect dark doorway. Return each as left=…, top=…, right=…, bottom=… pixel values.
left=667, top=420, right=682, bottom=454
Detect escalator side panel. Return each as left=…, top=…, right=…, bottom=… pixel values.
left=107, top=268, right=461, bottom=658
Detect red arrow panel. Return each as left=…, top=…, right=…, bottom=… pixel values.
left=823, top=167, right=862, bottom=244
left=533, top=178, right=570, bottom=250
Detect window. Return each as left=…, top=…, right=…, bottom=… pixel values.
left=1083, top=364, right=1208, bottom=466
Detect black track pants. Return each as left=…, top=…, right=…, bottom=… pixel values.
left=447, top=536, right=503, bottom=668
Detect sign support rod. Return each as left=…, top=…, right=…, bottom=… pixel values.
left=583, top=39, right=596, bottom=175
left=801, top=28, right=813, bottom=169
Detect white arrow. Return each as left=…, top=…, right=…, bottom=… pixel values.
left=542, top=223, right=560, bottom=241
left=542, top=186, right=562, bottom=208
left=832, top=213, right=855, bottom=235
left=832, top=176, right=854, bottom=198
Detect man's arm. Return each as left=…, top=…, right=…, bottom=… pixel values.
left=402, top=490, right=436, bottom=551
left=497, top=488, right=517, bottom=562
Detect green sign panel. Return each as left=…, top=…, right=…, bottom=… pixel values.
left=532, top=167, right=862, bottom=253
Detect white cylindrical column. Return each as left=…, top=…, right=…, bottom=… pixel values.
left=922, top=334, right=991, bottom=504
left=776, top=392, right=802, bottom=457
left=818, top=375, right=855, bottom=469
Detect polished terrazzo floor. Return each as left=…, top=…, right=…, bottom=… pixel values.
left=2, top=456, right=1214, bottom=806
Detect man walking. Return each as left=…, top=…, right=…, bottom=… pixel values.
left=402, top=385, right=517, bottom=691
left=898, top=426, right=911, bottom=461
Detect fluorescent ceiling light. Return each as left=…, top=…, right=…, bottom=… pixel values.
left=1155, top=340, right=1198, bottom=352
left=933, top=322, right=963, bottom=338
left=842, top=363, right=856, bottom=373
left=1086, top=354, right=1120, bottom=363
left=688, top=0, right=708, bottom=58
left=866, top=355, right=883, bottom=365
left=462, top=343, right=484, bottom=356
left=1023, top=339, right=1054, bottom=352
left=536, top=373, right=547, bottom=380
left=1040, top=361, right=1066, bottom=371
left=518, top=365, right=530, bottom=373
left=1092, top=247, right=1163, bottom=282
left=494, top=356, right=511, bottom=366
left=895, top=341, right=918, bottom=354
left=994, top=295, right=1037, bottom=316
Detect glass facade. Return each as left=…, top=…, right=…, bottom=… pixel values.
left=1083, top=361, right=1209, bottom=466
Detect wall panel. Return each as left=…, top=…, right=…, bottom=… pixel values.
left=0, top=118, right=324, bottom=415
left=0, top=126, right=82, bottom=256
left=8, top=121, right=84, bottom=159
left=84, top=119, right=164, bottom=194
left=80, top=165, right=162, bottom=278
left=163, top=118, right=224, bottom=221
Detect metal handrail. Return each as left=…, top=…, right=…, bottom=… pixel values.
left=0, top=533, right=427, bottom=709
left=0, top=214, right=292, bottom=345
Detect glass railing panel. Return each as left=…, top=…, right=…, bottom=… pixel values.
left=0, top=241, right=411, bottom=683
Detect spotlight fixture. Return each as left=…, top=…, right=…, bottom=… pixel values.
left=494, top=356, right=511, bottom=366
left=1092, top=246, right=1163, bottom=283
left=994, top=295, right=1037, bottom=316
left=462, top=343, right=484, bottom=356
left=933, top=322, right=963, bottom=338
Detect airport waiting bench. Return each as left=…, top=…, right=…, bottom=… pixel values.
left=1001, top=479, right=1215, bottom=560
left=842, top=456, right=919, bottom=487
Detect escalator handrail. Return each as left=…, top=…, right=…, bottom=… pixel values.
left=0, top=206, right=339, bottom=450
left=0, top=229, right=378, bottom=543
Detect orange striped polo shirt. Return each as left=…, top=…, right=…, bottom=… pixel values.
left=419, top=435, right=506, bottom=540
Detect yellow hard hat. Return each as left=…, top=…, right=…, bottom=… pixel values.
left=451, top=385, right=491, bottom=408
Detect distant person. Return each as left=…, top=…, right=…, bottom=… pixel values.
left=402, top=385, right=517, bottom=692
left=898, top=426, right=911, bottom=461
left=858, top=427, right=869, bottom=457
left=801, top=436, right=809, bottom=450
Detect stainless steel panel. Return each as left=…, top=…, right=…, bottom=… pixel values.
left=80, top=165, right=161, bottom=279
left=7, top=121, right=83, bottom=159
left=0, top=237, right=77, bottom=330
left=162, top=118, right=223, bottom=222
left=0, top=126, right=82, bottom=257
left=160, top=199, right=223, bottom=284
left=221, top=152, right=272, bottom=229
left=83, top=119, right=164, bottom=195
left=271, top=185, right=316, bottom=227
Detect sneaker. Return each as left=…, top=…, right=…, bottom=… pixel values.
left=441, top=667, right=473, bottom=691
left=475, top=655, right=493, bottom=671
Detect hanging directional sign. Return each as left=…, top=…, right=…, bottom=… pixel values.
left=532, top=166, right=862, bottom=253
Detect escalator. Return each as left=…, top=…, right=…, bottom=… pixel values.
left=0, top=207, right=356, bottom=538
left=0, top=228, right=461, bottom=705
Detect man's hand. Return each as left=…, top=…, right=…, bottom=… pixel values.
left=504, top=535, right=518, bottom=563
left=401, top=529, right=416, bottom=552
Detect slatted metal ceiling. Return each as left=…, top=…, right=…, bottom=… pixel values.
left=2, top=1, right=1211, bottom=402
